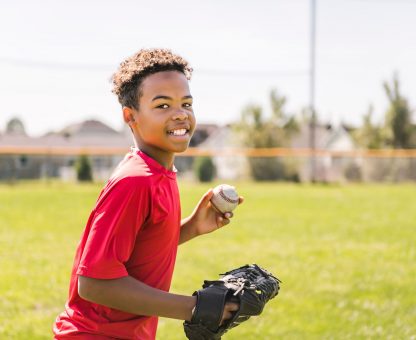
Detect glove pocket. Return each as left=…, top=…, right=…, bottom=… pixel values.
left=239, top=290, right=265, bottom=316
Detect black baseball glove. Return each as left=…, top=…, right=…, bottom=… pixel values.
left=183, top=264, right=281, bottom=340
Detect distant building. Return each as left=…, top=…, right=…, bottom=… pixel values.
left=291, top=122, right=357, bottom=182
left=198, top=121, right=358, bottom=182
left=1, top=117, right=365, bottom=182
left=0, top=119, right=132, bottom=181
left=0, top=119, right=221, bottom=181
left=197, top=125, right=249, bottom=180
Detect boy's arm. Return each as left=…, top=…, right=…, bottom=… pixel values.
left=179, top=189, right=243, bottom=245
left=78, top=275, right=195, bottom=320
left=78, top=275, right=238, bottom=322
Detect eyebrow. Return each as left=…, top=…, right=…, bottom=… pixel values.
left=151, top=95, right=193, bottom=101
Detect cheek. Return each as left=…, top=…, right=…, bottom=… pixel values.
left=141, top=120, right=166, bottom=142
left=190, top=113, right=196, bottom=129
left=138, top=116, right=164, bottom=136
left=143, top=125, right=164, bottom=140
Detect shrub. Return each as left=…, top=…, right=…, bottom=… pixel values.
left=194, top=156, right=216, bottom=182
left=76, top=155, right=93, bottom=182
left=249, top=157, right=300, bottom=182
left=344, top=162, right=362, bottom=182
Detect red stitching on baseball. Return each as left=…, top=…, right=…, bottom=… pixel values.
left=219, top=187, right=239, bottom=204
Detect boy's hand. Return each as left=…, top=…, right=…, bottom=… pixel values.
left=190, top=189, right=244, bottom=236
left=221, top=302, right=239, bottom=326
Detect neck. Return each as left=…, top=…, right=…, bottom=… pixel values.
left=133, top=139, right=175, bottom=171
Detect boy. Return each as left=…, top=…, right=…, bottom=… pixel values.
left=53, top=48, right=241, bottom=339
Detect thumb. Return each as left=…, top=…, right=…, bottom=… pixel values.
left=199, top=189, right=214, bottom=206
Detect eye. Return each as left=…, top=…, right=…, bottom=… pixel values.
left=157, top=104, right=169, bottom=109
left=183, top=102, right=193, bottom=108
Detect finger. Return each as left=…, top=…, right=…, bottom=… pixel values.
left=201, top=189, right=214, bottom=203
left=224, top=212, right=233, bottom=219
left=226, top=302, right=239, bottom=312
left=220, top=302, right=240, bottom=325
left=222, top=310, right=233, bottom=321
left=210, top=202, right=222, bottom=214
left=197, top=189, right=214, bottom=209
left=238, top=196, right=244, bottom=205
left=217, top=216, right=230, bottom=228
left=220, top=310, right=234, bottom=325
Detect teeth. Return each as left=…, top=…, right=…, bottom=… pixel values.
left=171, top=129, right=187, bottom=136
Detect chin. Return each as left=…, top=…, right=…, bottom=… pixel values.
left=172, top=143, right=190, bottom=153
left=175, top=146, right=189, bottom=153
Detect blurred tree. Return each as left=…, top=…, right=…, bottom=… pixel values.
left=6, top=117, right=26, bottom=135
left=235, top=89, right=299, bottom=181
left=383, top=73, right=414, bottom=148
left=238, top=89, right=298, bottom=149
left=270, top=90, right=299, bottom=139
left=353, top=105, right=383, bottom=149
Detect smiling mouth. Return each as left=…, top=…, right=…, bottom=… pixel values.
left=167, top=128, right=189, bottom=136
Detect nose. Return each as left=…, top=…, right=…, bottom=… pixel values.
left=172, top=109, right=188, bottom=121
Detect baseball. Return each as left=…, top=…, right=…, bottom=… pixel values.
left=210, top=184, right=239, bottom=214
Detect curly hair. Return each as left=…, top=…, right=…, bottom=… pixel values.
left=111, top=48, right=193, bottom=109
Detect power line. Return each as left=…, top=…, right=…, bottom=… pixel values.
left=0, top=56, right=309, bottom=78
left=349, top=0, right=416, bottom=3
left=0, top=57, right=113, bottom=71
left=197, top=68, right=308, bottom=78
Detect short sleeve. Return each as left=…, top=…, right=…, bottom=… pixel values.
left=77, top=177, right=149, bottom=279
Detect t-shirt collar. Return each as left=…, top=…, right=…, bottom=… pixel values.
left=130, top=147, right=177, bottom=178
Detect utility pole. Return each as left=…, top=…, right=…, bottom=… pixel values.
left=309, top=0, right=317, bottom=182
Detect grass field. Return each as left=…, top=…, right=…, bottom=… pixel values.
left=0, top=181, right=415, bottom=339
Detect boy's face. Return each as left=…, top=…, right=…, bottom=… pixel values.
left=125, top=70, right=196, bottom=166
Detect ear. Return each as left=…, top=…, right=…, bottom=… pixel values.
left=122, top=107, right=136, bottom=125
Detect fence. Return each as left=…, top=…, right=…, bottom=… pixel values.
left=1, top=146, right=416, bottom=182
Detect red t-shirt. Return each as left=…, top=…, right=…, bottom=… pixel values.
left=53, top=149, right=181, bottom=339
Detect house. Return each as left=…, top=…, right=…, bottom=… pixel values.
left=0, top=118, right=221, bottom=181
left=196, top=121, right=358, bottom=182
left=47, top=119, right=133, bottom=181
left=1, top=116, right=362, bottom=182
left=197, top=125, right=250, bottom=180
left=291, top=122, right=357, bottom=182
left=0, top=119, right=132, bottom=181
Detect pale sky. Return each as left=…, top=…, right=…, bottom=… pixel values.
left=1, top=0, right=415, bottom=136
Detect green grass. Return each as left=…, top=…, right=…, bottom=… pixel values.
left=0, top=181, right=415, bottom=339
